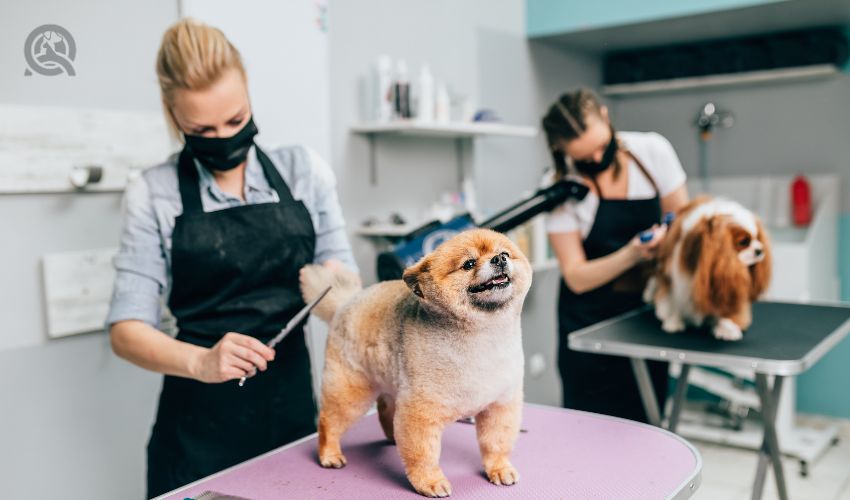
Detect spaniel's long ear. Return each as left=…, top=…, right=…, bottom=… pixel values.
left=750, top=219, right=772, bottom=300
left=687, top=217, right=749, bottom=317
left=671, top=196, right=715, bottom=271
left=683, top=218, right=716, bottom=313
left=402, top=257, right=429, bottom=299
left=655, top=212, right=682, bottom=270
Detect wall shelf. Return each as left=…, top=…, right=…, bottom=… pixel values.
left=350, top=121, right=537, bottom=186
left=602, top=64, right=840, bottom=97
left=354, top=224, right=420, bottom=238
left=350, top=121, right=537, bottom=139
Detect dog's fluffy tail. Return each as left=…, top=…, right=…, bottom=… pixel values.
left=299, top=264, right=362, bottom=323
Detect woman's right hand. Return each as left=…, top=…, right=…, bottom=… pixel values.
left=190, top=332, right=276, bottom=383
left=628, top=224, right=667, bottom=263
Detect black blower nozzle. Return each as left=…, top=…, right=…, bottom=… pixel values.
left=479, top=179, right=588, bottom=233
left=375, top=178, right=587, bottom=281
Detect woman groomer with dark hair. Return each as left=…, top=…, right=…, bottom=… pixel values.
left=542, top=89, right=689, bottom=423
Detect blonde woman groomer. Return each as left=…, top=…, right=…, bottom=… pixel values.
left=106, top=19, right=356, bottom=496
left=543, top=89, right=688, bottom=423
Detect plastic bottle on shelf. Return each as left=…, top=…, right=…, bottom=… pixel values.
left=374, top=55, right=394, bottom=123
left=416, top=64, right=434, bottom=122
left=393, top=59, right=411, bottom=119
left=435, top=81, right=450, bottom=123
left=791, top=174, right=812, bottom=227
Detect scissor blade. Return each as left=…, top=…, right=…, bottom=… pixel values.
left=267, top=286, right=332, bottom=348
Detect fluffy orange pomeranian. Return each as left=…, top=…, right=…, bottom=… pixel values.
left=299, top=229, right=532, bottom=497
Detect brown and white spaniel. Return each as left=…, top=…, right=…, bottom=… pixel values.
left=644, top=196, right=772, bottom=341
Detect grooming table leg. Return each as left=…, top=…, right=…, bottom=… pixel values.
left=751, top=374, right=788, bottom=500
left=631, top=358, right=662, bottom=427
left=667, top=364, right=691, bottom=433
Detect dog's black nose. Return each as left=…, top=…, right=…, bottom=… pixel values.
left=755, top=248, right=763, bottom=257
left=491, top=253, right=507, bottom=267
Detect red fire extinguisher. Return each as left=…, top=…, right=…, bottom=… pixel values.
left=791, top=175, right=812, bottom=227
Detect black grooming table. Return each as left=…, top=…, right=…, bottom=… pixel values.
left=569, top=301, right=850, bottom=375
left=568, top=300, right=850, bottom=500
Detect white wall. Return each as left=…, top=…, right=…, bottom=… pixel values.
left=0, top=1, right=177, bottom=497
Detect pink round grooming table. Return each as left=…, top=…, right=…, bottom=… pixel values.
left=158, top=404, right=701, bottom=499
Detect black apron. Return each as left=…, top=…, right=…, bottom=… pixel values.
left=146, top=146, right=318, bottom=498
left=557, top=152, right=669, bottom=423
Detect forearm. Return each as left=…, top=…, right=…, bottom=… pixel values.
left=110, top=320, right=205, bottom=379
left=561, top=245, right=638, bottom=294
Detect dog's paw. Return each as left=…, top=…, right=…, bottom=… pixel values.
left=661, top=316, right=685, bottom=333
left=319, top=453, right=347, bottom=468
left=486, top=463, right=519, bottom=486
left=411, top=473, right=452, bottom=498
left=642, top=277, right=657, bottom=304
left=654, top=298, right=672, bottom=322
left=713, top=318, right=743, bottom=341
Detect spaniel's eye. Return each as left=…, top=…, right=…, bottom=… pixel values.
left=462, top=259, right=476, bottom=271
left=738, top=237, right=751, bottom=247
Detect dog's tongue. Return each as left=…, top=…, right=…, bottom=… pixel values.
left=490, top=275, right=508, bottom=285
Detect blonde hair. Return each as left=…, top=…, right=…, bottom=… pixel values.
left=156, top=18, right=247, bottom=140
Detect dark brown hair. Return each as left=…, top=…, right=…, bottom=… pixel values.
left=542, top=89, right=621, bottom=180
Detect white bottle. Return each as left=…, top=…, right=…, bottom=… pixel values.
left=393, top=59, right=411, bottom=119
left=435, top=81, right=450, bottom=123
left=374, top=55, right=393, bottom=123
left=416, top=64, right=434, bottom=122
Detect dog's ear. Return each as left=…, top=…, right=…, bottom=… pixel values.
left=688, top=217, right=750, bottom=317
left=750, top=219, right=772, bottom=300
left=402, top=257, right=429, bottom=298
left=655, top=214, right=681, bottom=268
left=681, top=218, right=710, bottom=274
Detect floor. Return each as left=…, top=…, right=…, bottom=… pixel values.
left=693, top=414, right=850, bottom=499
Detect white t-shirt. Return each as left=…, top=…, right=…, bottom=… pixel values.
left=546, top=131, right=686, bottom=238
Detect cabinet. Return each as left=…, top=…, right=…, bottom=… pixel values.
left=526, top=0, right=781, bottom=39
left=526, top=0, right=849, bottom=55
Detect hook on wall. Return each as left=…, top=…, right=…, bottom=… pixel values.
left=69, top=165, right=104, bottom=190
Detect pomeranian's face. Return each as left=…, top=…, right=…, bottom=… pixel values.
left=403, top=229, right=532, bottom=316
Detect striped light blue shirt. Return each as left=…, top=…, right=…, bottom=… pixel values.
left=105, top=144, right=357, bottom=329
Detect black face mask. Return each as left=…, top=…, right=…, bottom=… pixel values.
left=183, top=117, right=259, bottom=171
left=572, top=130, right=617, bottom=176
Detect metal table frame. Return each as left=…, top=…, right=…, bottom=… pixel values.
left=569, top=301, right=850, bottom=500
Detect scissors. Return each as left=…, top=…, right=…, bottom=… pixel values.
left=238, top=286, right=332, bottom=387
